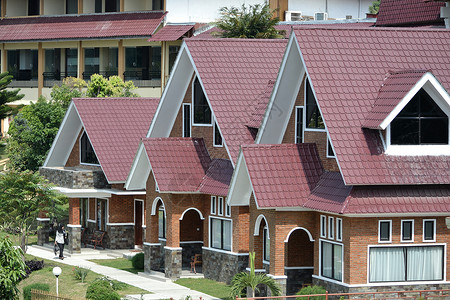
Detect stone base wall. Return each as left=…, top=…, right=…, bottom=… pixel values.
left=181, top=242, right=203, bottom=268
left=202, top=248, right=249, bottom=284
left=37, top=219, right=50, bottom=246
left=144, top=242, right=165, bottom=273
left=165, top=247, right=182, bottom=280
left=106, top=225, right=134, bottom=249
left=286, top=268, right=313, bottom=295
left=68, top=226, right=81, bottom=253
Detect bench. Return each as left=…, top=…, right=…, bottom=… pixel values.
left=89, top=230, right=106, bottom=249
left=190, top=254, right=202, bottom=274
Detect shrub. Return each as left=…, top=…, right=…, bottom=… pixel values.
left=296, top=285, right=326, bottom=300
left=85, top=279, right=120, bottom=300
left=24, top=259, right=44, bottom=277
left=72, top=266, right=90, bottom=283
left=23, top=283, right=49, bottom=300
left=131, top=252, right=144, bottom=270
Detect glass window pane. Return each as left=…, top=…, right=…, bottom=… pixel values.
left=402, top=221, right=412, bottom=241
left=295, top=107, right=303, bottom=143
left=370, top=247, right=405, bottom=282
left=322, top=241, right=332, bottom=278
left=66, top=0, right=78, bottom=14
left=424, top=221, right=434, bottom=240
left=380, top=222, right=390, bottom=241
left=158, top=209, right=165, bottom=238
left=223, top=220, right=232, bottom=251
left=263, top=228, right=270, bottom=261
left=211, top=218, right=221, bottom=249
left=306, top=80, right=324, bottom=129
left=193, top=78, right=211, bottom=124
left=421, top=119, right=448, bottom=144
left=183, top=105, right=191, bottom=137
left=333, top=244, right=342, bottom=281
left=391, top=119, right=419, bottom=145
left=407, top=246, right=443, bottom=281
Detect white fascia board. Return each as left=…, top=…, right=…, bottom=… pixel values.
left=148, top=42, right=194, bottom=138
left=124, top=142, right=151, bottom=190
left=108, top=189, right=146, bottom=195
left=227, top=149, right=253, bottom=207
left=52, top=187, right=112, bottom=198
left=256, top=32, right=305, bottom=144
left=43, top=102, right=82, bottom=167
left=380, top=72, right=450, bottom=130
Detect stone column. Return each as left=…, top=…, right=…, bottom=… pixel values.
left=36, top=218, right=50, bottom=246
left=144, top=242, right=165, bottom=273
left=164, top=246, right=182, bottom=280
left=268, top=274, right=287, bottom=296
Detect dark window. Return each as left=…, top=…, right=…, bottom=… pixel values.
left=402, top=221, right=413, bottom=241
left=183, top=104, right=191, bottom=137
left=321, top=241, right=342, bottom=281
left=210, top=218, right=231, bottom=251
left=28, top=0, right=40, bottom=16
left=125, top=46, right=161, bottom=82
left=97, top=199, right=106, bottom=231
left=158, top=206, right=165, bottom=239
left=80, top=132, right=99, bottom=165
left=295, top=107, right=303, bottom=143
left=169, top=46, right=180, bottom=75
left=65, top=48, right=78, bottom=77
left=214, top=122, right=223, bottom=146
left=379, top=221, right=390, bottom=242
left=327, top=138, right=335, bottom=157
left=263, top=227, right=270, bottom=261
left=84, top=48, right=99, bottom=79
left=306, top=79, right=324, bottom=129
left=105, top=0, right=119, bottom=12
left=7, top=50, right=38, bottom=81
left=193, top=77, right=211, bottom=124
left=152, top=0, right=164, bottom=10
left=66, top=0, right=78, bottom=14
left=80, top=198, right=88, bottom=228
left=95, top=0, right=102, bottom=12
left=424, top=220, right=435, bottom=241
left=391, top=89, right=448, bottom=145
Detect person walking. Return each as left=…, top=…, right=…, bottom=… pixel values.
left=55, top=224, right=66, bottom=260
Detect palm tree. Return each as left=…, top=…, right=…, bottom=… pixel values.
left=215, top=4, right=284, bottom=39
left=230, top=252, right=282, bottom=298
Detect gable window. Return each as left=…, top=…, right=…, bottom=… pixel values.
left=305, top=79, right=325, bottom=130
left=391, top=89, right=448, bottom=145
left=327, top=137, right=335, bottom=158
left=183, top=104, right=191, bottom=137
left=401, top=220, right=414, bottom=242
left=379, top=220, right=391, bottom=243
left=193, top=77, right=212, bottom=125
left=320, top=215, right=326, bottom=238
left=423, top=219, right=436, bottom=242
left=214, top=121, right=223, bottom=147
left=210, top=217, right=231, bottom=251
left=321, top=240, right=342, bottom=281
left=263, top=226, right=270, bottom=262
left=80, top=131, right=99, bottom=165
left=336, top=218, right=342, bottom=242
left=295, top=106, right=304, bottom=143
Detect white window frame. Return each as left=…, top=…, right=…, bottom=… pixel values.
left=326, top=135, right=336, bottom=158
left=328, top=216, right=335, bottom=239
left=304, top=78, right=326, bottom=132
left=211, top=196, right=216, bottom=215
left=218, top=197, right=224, bottom=216
left=263, top=226, right=270, bottom=263
left=401, top=219, right=414, bottom=243
left=378, top=220, right=392, bottom=243
left=79, top=130, right=100, bottom=166
left=225, top=201, right=231, bottom=217
left=209, top=216, right=233, bottom=251
left=213, top=119, right=223, bottom=147
left=423, top=219, right=436, bottom=242
left=134, top=199, right=145, bottom=227
left=182, top=103, right=191, bottom=138
left=320, top=215, right=327, bottom=238
left=319, top=239, right=344, bottom=282
left=192, top=76, right=212, bottom=127
left=294, top=105, right=304, bottom=144
left=336, top=218, right=342, bottom=242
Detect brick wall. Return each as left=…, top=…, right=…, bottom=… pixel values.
left=108, top=195, right=134, bottom=223
left=69, top=198, right=80, bottom=225
left=66, top=129, right=82, bottom=167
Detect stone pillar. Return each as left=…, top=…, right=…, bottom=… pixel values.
left=268, top=275, right=287, bottom=296
left=67, top=225, right=81, bottom=253
left=164, top=246, right=182, bottom=280
left=36, top=218, right=50, bottom=246
left=144, top=242, right=165, bottom=273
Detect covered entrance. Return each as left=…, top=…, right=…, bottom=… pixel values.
left=179, top=208, right=204, bottom=272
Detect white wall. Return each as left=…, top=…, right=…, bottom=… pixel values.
left=44, top=0, right=64, bottom=15
left=288, top=0, right=373, bottom=19
left=83, top=0, right=96, bottom=13
left=6, top=0, right=27, bottom=17
left=124, top=0, right=152, bottom=11
left=166, top=0, right=265, bottom=23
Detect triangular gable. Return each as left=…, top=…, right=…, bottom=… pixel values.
left=363, top=70, right=450, bottom=130
left=124, top=141, right=152, bottom=190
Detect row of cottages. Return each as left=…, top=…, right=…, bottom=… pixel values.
left=40, top=2, right=450, bottom=297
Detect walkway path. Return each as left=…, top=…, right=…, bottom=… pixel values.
left=27, top=245, right=216, bottom=300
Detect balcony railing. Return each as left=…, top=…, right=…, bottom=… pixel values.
left=43, top=71, right=78, bottom=87
left=124, top=70, right=161, bottom=87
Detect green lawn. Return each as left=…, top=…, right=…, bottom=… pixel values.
left=0, top=231, right=37, bottom=247
left=175, top=278, right=233, bottom=300
left=89, top=257, right=143, bottom=274
left=18, top=254, right=148, bottom=300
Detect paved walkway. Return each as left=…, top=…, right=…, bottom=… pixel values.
left=27, top=245, right=216, bottom=300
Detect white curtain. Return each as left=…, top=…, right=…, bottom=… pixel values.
left=370, top=247, right=405, bottom=282
left=407, top=246, right=443, bottom=281
left=212, top=218, right=221, bottom=249
left=322, top=242, right=333, bottom=278
left=223, top=220, right=232, bottom=251
left=334, top=244, right=343, bottom=281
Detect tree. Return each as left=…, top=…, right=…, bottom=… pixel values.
left=50, top=77, right=86, bottom=109
left=7, top=97, right=66, bottom=171
left=86, top=74, right=137, bottom=98
left=216, top=4, right=283, bottom=39
left=0, top=237, right=27, bottom=299
left=0, top=71, right=24, bottom=122
left=230, top=252, right=281, bottom=297
left=0, top=169, right=66, bottom=253
left=368, top=0, right=380, bottom=14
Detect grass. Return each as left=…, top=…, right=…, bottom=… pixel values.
left=89, top=257, right=143, bottom=274
left=18, top=254, right=148, bottom=299
left=0, top=231, right=38, bottom=247
left=175, top=278, right=233, bottom=300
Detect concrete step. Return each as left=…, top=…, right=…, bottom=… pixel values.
left=138, top=271, right=172, bottom=283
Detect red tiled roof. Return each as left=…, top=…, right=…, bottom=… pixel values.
left=363, top=69, right=428, bottom=129
left=0, top=11, right=165, bottom=42
left=198, top=159, right=234, bottom=196
left=142, top=137, right=211, bottom=193
left=294, top=27, right=450, bottom=185
left=73, top=98, right=159, bottom=183
left=375, top=0, right=445, bottom=27
left=148, top=24, right=194, bottom=41
left=185, top=39, right=287, bottom=162
left=247, top=80, right=275, bottom=129
left=242, top=144, right=323, bottom=208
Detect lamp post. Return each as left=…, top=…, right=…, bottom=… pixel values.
left=52, top=266, right=62, bottom=298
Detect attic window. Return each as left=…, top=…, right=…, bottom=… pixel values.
left=193, top=77, right=212, bottom=125
left=80, top=131, right=99, bottom=165
left=305, top=79, right=325, bottom=130
left=390, top=89, right=448, bottom=145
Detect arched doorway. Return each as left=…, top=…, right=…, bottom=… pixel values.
left=179, top=208, right=204, bottom=271
left=285, top=227, right=314, bottom=295
left=254, top=214, right=270, bottom=270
